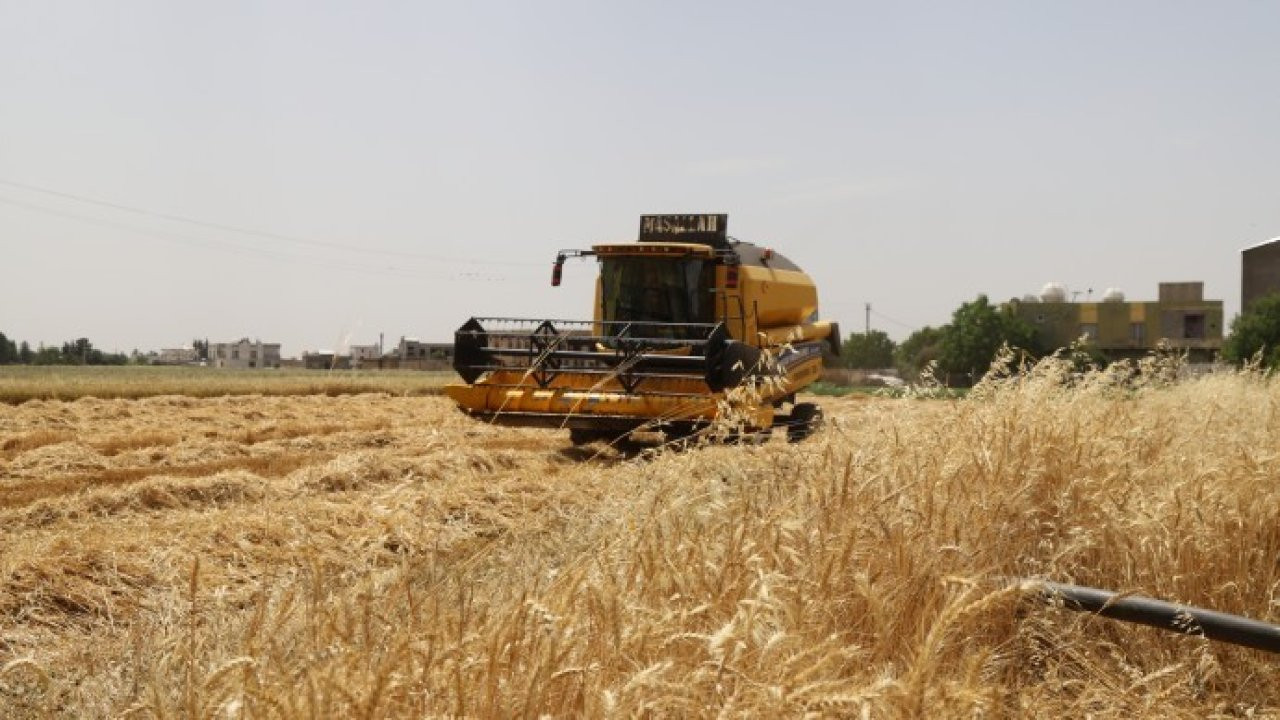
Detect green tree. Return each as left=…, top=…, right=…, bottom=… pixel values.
left=1223, top=293, right=1280, bottom=368
left=938, top=295, right=1040, bottom=384
left=841, top=330, right=896, bottom=369
left=894, top=326, right=943, bottom=380
left=52, top=338, right=126, bottom=365
left=61, top=338, right=94, bottom=365
left=18, top=341, right=32, bottom=364
left=32, top=346, right=62, bottom=365
left=0, top=332, right=15, bottom=364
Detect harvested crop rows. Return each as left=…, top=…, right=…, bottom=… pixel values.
left=1, top=362, right=1279, bottom=717
left=0, top=393, right=630, bottom=715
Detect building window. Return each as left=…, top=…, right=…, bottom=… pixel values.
left=250, top=350, right=258, bottom=359
left=1184, top=314, right=1205, bottom=340
left=1079, top=323, right=1098, bottom=341
left=1130, top=322, right=1146, bottom=345
left=232, top=350, right=240, bottom=359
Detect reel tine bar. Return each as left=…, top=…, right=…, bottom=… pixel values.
left=453, top=317, right=729, bottom=393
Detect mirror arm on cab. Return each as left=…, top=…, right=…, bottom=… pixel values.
left=551, top=249, right=595, bottom=287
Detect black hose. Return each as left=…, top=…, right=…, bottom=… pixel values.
left=1027, top=580, right=1280, bottom=654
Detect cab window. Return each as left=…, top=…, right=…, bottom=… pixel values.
left=601, top=258, right=714, bottom=330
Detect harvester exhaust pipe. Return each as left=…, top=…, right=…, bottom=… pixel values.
left=1025, top=579, right=1280, bottom=654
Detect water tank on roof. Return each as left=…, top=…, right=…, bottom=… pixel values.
left=1101, top=288, right=1125, bottom=302
left=1039, top=282, right=1068, bottom=303
left=1021, top=294, right=1041, bottom=303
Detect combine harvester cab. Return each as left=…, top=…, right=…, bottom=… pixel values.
left=444, top=214, right=840, bottom=443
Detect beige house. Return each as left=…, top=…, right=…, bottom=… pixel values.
left=1009, top=281, right=1223, bottom=362
left=210, top=338, right=282, bottom=369
left=396, top=337, right=452, bottom=362
left=349, top=344, right=380, bottom=368
left=155, top=347, right=199, bottom=365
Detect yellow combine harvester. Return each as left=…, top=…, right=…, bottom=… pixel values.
left=444, top=214, right=840, bottom=444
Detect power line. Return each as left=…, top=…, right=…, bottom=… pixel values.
left=0, top=177, right=539, bottom=268
left=0, top=194, right=518, bottom=282
left=870, top=308, right=921, bottom=333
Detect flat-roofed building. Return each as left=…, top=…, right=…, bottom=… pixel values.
left=1242, top=238, right=1280, bottom=311
left=1009, top=281, right=1223, bottom=361
left=155, top=347, right=199, bottom=365
left=210, top=338, right=282, bottom=369
left=302, top=350, right=350, bottom=370
left=349, top=344, right=380, bottom=368
left=397, top=338, right=452, bottom=363
left=351, top=337, right=453, bottom=370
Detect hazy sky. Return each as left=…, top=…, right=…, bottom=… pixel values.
left=2, top=1, right=1276, bottom=355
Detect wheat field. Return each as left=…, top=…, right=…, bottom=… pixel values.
left=0, top=357, right=1277, bottom=717
left=0, top=367, right=454, bottom=404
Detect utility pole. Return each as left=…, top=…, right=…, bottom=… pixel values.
left=865, top=303, right=871, bottom=335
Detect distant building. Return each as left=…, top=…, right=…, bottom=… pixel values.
left=1009, top=281, right=1223, bottom=361
left=155, top=347, right=199, bottom=365
left=397, top=337, right=453, bottom=364
left=349, top=344, right=380, bottom=368
left=1242, top=238, right=1280, bottom=311
left=348, top=337, right=453, bottom=370
left=302, top=350, right=350, bottom=370
left=209, top=338, right=282, bottom=369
